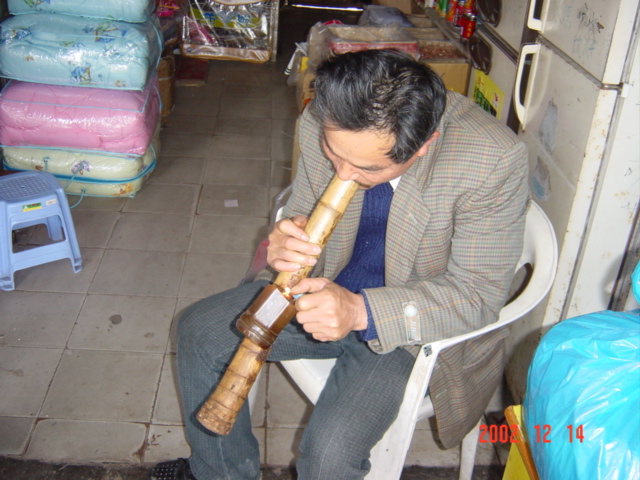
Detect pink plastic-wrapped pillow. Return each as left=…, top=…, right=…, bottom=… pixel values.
left=0, top=77, right=160, bottom=156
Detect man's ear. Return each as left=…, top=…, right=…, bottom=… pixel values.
left=416, top=131, right=440, bottom=157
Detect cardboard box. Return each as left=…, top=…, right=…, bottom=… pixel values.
left=372, top=0, right=422, bottom=15
left=423, top=60, right=471, bottom=94
left=416, top=37, right=471, bottom=94
left=157, top=54, right=176, bottom=118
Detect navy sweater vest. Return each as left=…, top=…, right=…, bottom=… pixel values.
left=333, top=182, right=393, bottom=340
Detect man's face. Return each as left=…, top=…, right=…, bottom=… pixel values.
left=321, top=126, right=422, bottom=189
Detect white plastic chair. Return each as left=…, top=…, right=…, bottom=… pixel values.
left=278, top=201, right=558, bottom=480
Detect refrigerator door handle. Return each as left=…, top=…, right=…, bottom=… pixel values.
left=514, top=43, right=540, bottom=129
left=526, top=0, right=543, bottom=31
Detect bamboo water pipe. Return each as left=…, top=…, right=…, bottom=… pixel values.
left=196, top=174, right=359, bottom=435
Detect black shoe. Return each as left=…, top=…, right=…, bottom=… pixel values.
left=150, top=458, right=197, bottom=480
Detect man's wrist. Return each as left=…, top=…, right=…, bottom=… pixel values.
left=354, top=293, right=368, bottom=330
left=357, top=291, right=379, bottom=341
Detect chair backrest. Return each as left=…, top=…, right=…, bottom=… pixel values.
left=430, top=200, right=558, bottom=353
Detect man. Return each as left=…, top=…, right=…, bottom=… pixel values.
left=151, top=49, right=529, bottom=480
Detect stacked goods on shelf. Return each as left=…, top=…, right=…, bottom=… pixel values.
left=0, top=0, right=163, bottom=197
left=157, top=0, right=181, bottom=121
left=295, top=15, right=471, bottom=111
left=181, top=0, right=278, bottom=63
left=324, top=25, right=420, bottom=57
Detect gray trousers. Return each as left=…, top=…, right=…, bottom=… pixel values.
left=178, top=280, right=415, bottom=480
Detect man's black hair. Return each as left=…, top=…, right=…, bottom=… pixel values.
left=313, top=49, right=447, bottom=164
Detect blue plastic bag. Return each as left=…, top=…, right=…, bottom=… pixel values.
left=523, top=262, right=640, bottom=480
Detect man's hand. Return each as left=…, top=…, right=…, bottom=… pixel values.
left=267, top=216, right=322, bottom=272
left=290, top=278, right=368, bottom=342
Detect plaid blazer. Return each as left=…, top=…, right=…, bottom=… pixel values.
left=280, top=91, right=529, bottom=448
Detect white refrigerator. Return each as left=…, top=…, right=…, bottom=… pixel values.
left=505, top=0, right=640, bottom=399
left=461, top=0, right=639, bottom=399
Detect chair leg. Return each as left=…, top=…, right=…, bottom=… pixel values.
left=458, top=418, right=481, bottom=480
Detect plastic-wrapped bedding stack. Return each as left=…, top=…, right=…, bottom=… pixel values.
left=0, top=0, right=163, bottom=198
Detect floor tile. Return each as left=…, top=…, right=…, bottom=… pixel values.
left=41, top=350, right=163, bottom=422
left=224, top=68, right=274, bottom=87
left=68, top=294, right=176, bottom=352
left=271, top=118, right=297, bottom=138
left=476, top=435, right=501, bottom=466
left=251, top=367, right=268, bottom=428
left=175, top=82, right=223, bottom=101
left=267, top=364, right=312, bottom=428
left=179, top=252, right=253, bottom=298
left=70, top=196, right=127, bottom=212
left=149, top=156, right=206, bottom=185
left=197, top=184, right=270, bottom=217
left=89, top=250, right=185, bottom=297
left=213, top=117, right=273, bottom=137
left=152, top=354, right=183, bottom=425
left=271, top=160, right=294, bottom=189
left=172, top=95, right=220, bottom=117
left=405, top=429, right=460, bottom=467
left=209, top=134, right=271, bottom=159
left=123, top=184, right=200, bottom=215
left=161, top=114, right=217, bottom=136
left=0, top=346, right=62, bottom=417
left=71, top=210, right=120, bottom=248
left=25, top=419, right=147, bottom=464
left=144, top=424, right=191, bottom=464
left=265, top=427, right=302, bottom=467
left=0, top=417, right=35, bottom=455
left=166, top=300, right=195, bottom=354
left=223, top=83, right=274, bottom=100
left=108, top=212, right=194, bottom=252
left=255, top=427, right=267, bottom=465
left=189, top=215, right=269, bottom=255
left=219, top=97, right=273, bottom=119
left=12, top=247, right=103, bottom=294
left=0, top=291, right=84, bottom=348
left=272, top=85, right=300, bottom=119
left=203, top=158, right=271, bottom=186
left=160, top=134, right=213, bottom=158
left=271, top=132, right=295, bottom=163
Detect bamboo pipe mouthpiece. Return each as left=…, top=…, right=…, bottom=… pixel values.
left=196, top=175, right=359, bottom=435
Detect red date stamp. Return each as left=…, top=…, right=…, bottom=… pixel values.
left=479, top=424, right=585, bottom=443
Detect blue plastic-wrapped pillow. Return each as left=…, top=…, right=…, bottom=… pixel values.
left=8, top=0, right=155, bottom=23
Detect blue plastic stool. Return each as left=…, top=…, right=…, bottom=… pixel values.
left=0, top=171, right=82, bottom=291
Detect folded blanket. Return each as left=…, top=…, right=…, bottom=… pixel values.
left=1, top=127, right=160, bottom=182
left=0, top=13, right=162, bottom=89
left=3, top=158, right=156, bottom=198
left=2, top=134, right=159, bottom=198
left=8, top=0, right=156, bottom=23
left=0, top=78, right=160, bottom=156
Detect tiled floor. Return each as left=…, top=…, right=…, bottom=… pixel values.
left=0, top=6, right=510, bottom=479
